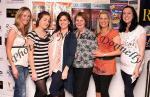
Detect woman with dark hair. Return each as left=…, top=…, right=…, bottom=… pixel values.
left=27, top=11, right=51, bottom=97
left=48, top=11, right=77, bottom=97
left=119, top=6, right=146, bottom=97
left=6, top=7, right=31, bottom=97
left=73, top=12, right=97, bottom=97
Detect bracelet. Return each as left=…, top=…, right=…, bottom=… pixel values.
left=103, top=53, right=107, bottom=56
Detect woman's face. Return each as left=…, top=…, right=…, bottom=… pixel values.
left=75, top=16, right=85, bottom=30
left=39, top=15, right=50, bottom=29
left=122, top=8, right=133, bottom=25
left=20, top=10, right=31, bottom=26
left=99, top=13, right=109, bottom=29
left=59, top=15, right=70, bottom=30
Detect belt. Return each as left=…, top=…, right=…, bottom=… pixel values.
left=12, top=46, right=27, bottom=48
left=96, top=56, right=115, bottom=60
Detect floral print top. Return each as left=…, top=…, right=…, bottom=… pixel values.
left=73, top=28, right=97, bottom=68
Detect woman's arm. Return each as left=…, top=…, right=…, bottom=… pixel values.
left=133, top=32, right=146, bottom=77
left=6, top=29, right=18, bottom=79
left=48, top=39, right=58, bottom=76
left=27, top=38, right=37, bottom=81
left=106, top=35, right=121, bottom=56
left=93, top=35, right=121, bottom=57
left=62, top=33, right=77, bottom=80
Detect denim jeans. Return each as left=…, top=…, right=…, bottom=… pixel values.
left=50, top=71, right=64, bottom=96
left=13, top=65, right=28, bottom=97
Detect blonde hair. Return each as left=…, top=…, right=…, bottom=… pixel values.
left=14, top=7, right=31, bottom=36
left=97, top=10, right=112, bottom=34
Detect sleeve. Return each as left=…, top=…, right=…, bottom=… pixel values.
left=48, top=35, right=57, bottom=68
left=92, top=33, right=98, bottom=51
left=65, top=32, right=77, bottom=68
left=27, top=32, right=36, bottom=43
left=111, top=29, right=119, bottom=38
left=8, top=25, right=19, bottom=35
left=137, top=26, right=146, bottom=39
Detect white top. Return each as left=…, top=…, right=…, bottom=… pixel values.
left=48, top=32, right=66, bottom=72
left=120, top=25, right=146, bottom=74
left=9, top=25, right=28, bottom=67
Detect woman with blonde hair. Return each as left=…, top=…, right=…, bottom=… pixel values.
left=6, top=7, right=31, bottom=97
left=92, top=10, right=121, bottom=97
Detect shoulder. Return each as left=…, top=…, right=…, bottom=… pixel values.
left=109, top=29, right=119, bottom=37
left=28, top=31, right=36, bottom=36
left=27, top=31, right=37, bottom=41
left=8, top=25, right=19, bottom=34
left=9, top=25, right=18, bottom=31
left=52, top=31, right=60, bottom=38
left=65, top=32, right=77, bottom=43
left=7, top=25, right=19, bottom=37
left=135, top=25, right=146, bottom=39
left=136, top=25, right=146, bottom=33
left=66, top=31, right=75, bottom=37
left=86, top=28, right=96, bottom=36
left=111, top=29, right=119, bottom=34
left=86, top=28, right=92, bottom=33
left=131, top=25, right=146, bottom=37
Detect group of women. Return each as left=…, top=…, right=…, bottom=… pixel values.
left=6, top=5, right=146, bottom=97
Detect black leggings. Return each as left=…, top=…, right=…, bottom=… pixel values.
left=34, top=77, right=48, bottom=97
left=93, top=73, right=113, bottom=97
left=73, top=68, right=93, bottom=97
left=121, top=70, right=138, bottom=97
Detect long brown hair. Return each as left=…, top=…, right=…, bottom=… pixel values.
left=14, top=7, right=31, bottom=36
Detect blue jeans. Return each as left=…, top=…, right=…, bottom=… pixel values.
left=50, top=71, right=64, bottom=96
left=13, top=65, right=28, bottom=97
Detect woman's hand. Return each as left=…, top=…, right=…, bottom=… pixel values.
left=49, top=69, right=53, bottom=76
left=132, top=66, right=140, bottom=78
left=12, top=66, right=19, bottom=79
left=92, top=50, right=104, bottom=57
left=61, top=66, right=69, bottom=80
left=31, top=71, right=37, bottom=81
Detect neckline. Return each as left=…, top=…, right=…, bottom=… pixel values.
left=76, top=28, right=87, bottom=38
left=33, top=31, right=48, bottom=40
left=100, top=29, right=112, bottom=36
left=57, top=31, right=69, bottom=39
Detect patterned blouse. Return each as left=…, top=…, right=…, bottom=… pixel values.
left=73, top=28, right=97, bottom=68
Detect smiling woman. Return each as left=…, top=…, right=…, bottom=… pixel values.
left=27, top=11, right=51, bottom=97
left=48, top=11, right=77, bottom=97
left=92, top=10, right=121, bottom=97
left=119, top=5, right=146, bottom=97
left=73, top=12, right=97, bottom=97
left=6, top=7, right=31, bottom=97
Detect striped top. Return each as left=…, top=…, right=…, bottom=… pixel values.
left=27, top=31, right=50, bottom=80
